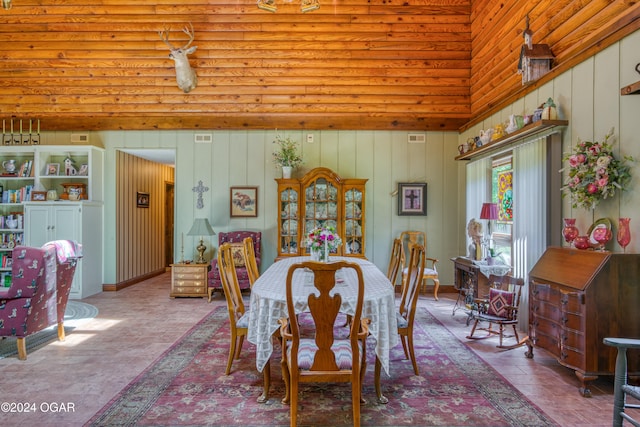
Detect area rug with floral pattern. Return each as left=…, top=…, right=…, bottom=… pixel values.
left=87, top=305, right=556, bottom=426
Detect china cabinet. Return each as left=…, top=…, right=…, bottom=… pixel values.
left=276, top=167, right=367, bottom=259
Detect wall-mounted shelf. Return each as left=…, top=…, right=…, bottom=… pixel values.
left=621, top=81, right=640, bottom=95
left=455, top=120, right=569, bottom=161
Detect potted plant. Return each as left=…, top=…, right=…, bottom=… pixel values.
left=486, top=247, right=501, bottom=265
left=272, top=132, right=303, bottom=178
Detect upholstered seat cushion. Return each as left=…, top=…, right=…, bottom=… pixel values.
left=396, top=312, right=409, bottom=328
left=487, top=288, right=514, bottom=317
left=287, top=338, right=363, bottom=370
left=236, top=312, right=250, bottom=329
left=402, top=267, right=437, bottom=276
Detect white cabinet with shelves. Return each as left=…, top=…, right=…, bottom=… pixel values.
left=0, top=145, right=104, bottom=296
left=35, top=146, right=103, bottom=202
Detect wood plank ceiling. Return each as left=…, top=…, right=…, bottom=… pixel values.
left=0, top=0, right=638, bottom=132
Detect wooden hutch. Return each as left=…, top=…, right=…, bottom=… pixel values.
left=526, top=247, right=640, bottom=396
left=276, top=167, right=367, bottom=259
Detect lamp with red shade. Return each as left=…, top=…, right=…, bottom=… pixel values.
left=480, top=202, right=499, bottom=239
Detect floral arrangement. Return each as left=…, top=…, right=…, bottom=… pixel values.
left=307, top=226, right=342, bottom=259
left=272, top=132, right=303, bottom=169
left=561, top=128, right=633, bottom=210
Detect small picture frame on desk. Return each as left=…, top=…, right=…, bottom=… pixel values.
left=31, top=191, right=47, bottom=202
left=46, top=163, right=59, bottom=176
left=397, top=182, right=427, bottom=216
left=78, top=164, right=88, bottom=176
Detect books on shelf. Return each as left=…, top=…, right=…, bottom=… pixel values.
left=18, top=160, right=33, bottom=177
left=1, top=253, right=12, bottom=268
left=1, top=185, right=33, bottom=203
left=1, top=271, right=12, bottom=287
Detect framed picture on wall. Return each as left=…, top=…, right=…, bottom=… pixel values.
left=397, top=182, right=427, bottom=216
left=230, top=186, right=258, bottom=217
left=137, top=191, right=149, bottom=208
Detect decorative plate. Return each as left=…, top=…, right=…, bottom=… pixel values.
left=587, top=218, right=612, bottom=245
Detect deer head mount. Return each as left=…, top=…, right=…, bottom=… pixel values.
left=159, top=23, right=198, bottom=93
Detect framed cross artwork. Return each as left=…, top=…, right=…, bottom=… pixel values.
left=397, top=182, right=427, bottom=216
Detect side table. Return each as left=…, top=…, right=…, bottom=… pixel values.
left=451, top=257, right=510, bottom=322
left=170, top=263, right=208, bottom=298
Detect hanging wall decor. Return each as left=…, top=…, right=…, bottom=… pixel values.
left=192, top=180, right=209, bottom=209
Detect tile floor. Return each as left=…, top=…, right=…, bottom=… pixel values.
left=0, top=272, right=617, bottom=426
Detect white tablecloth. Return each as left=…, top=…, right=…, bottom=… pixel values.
left=247, top=256, right=398, bottom=375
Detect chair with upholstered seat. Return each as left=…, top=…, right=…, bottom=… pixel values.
left=0, top=241, right=81, bottom=360
left=217, top=243, right=250, bottom=375
left=242, top=236, right=260, bottom=288
left=279, top=260, right=369, bottom=427
left=399, top=231, right=439, bottom=300
left=208, top=231, right=261, bottom=301
left=603, top=337, right=640, bottom=427
left=466, top=274, right=526, bottom=349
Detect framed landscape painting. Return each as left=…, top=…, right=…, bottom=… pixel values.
left=398, top=182, right=427, bottom=216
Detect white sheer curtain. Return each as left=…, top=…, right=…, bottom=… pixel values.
left=465, top=135, right=550, bottom=330
left=465, top=157, right=490, bottom=256
left=512, top=136, right=548, bottom=329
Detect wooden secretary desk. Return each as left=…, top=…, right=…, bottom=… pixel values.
left=526, top=247, right=640, bottom=397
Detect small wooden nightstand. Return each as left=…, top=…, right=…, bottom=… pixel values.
left=170, top=263, right=208, bottom=298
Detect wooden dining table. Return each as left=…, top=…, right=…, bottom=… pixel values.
left=247, top=256, right=399, bottom=403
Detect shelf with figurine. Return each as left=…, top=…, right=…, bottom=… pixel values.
left=456, top=118, right=568, bottom=161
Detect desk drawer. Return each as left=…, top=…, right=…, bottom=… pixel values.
left=172, top=284, right=206, bottom=294
left=174, top=271, right=206, bottom=280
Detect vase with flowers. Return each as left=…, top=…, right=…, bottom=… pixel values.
left=272, top=131, right=303, bottom=179
left=560, top=128, right=634, bottom=210
left=307, top=226, right=342, bottom=262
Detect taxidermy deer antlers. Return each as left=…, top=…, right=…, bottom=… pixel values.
left=159, top=23, right=198, bottom=93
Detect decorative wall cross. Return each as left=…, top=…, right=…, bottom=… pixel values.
left=192, top=180, right=209, bottom=209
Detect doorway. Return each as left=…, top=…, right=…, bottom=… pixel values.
left=165, top=181, right=175, bottom=267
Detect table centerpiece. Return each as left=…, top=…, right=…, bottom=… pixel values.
left=307, top=226, right=342, bottom=262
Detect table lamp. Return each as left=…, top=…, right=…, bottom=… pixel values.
left=480, top=202, right=499, bottom=239
left=187, top=218, right=215, bottom=264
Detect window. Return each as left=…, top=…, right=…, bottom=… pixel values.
left=491, top=155, right=512, bottom=265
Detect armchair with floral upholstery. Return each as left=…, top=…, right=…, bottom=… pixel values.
left=208, top=231, right=261, bottom=300
left=0, top=240, right=82, bottom=360
left=42, top=240, right=83, bottom=341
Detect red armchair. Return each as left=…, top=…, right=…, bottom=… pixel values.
left=208, top=231, right=261, bottom=299
left=0, top=240, right=82, bottom=360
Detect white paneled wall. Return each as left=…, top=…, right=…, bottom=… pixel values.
left=94, top=129, right=461, bottom=287
left=460, top=30, right=640, bottom=256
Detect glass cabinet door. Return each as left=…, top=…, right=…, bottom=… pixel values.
left=302, top=178, right=339, bottom=254
left=279, top=187, right=299, bottom=254
left=344, top=187, right=364, bottom=255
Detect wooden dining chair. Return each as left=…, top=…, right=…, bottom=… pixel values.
left=386, top=238, right=404, bottom=292
left=278, top=260, right=370, bottom=427
left=218, top=242, right=250, bottom=375
left=399, top=231, right=440, bottom=300
left=242, top=236, right=260, bottom=288
left=396, top=242, right=425, bottom=376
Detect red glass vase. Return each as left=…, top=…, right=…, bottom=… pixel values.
left=617, top=218, right=631, bottom=253
left=562, top=218, right=579, bottom=246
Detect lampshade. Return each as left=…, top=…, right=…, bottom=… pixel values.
left=187, top=218, right=215, bottom=236
left=479, top=203, right=499, bottom=221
